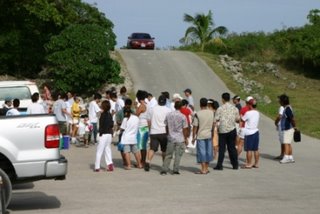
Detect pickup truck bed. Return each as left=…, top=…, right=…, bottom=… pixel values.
left=0, top=114, right=68, bottom=207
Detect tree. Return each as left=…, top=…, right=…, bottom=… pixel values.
left=183, top=10, right=228, bottom=51
left=307, top=9, right=320, bottom=26
left=45, top=24, right=122, bottom=95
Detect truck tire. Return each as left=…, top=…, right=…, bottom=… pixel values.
left=0, top=168, right=12, bottom=208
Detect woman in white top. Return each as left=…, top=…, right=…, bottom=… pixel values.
left=121, top=107, right=142, bottom=170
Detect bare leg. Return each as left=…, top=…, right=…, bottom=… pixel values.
left=134, top=151, right=142, bottom=168
left=246, top=151, right=253, bottom=167
left=254, top=151, right=259, bottom=167
left=124, top=153, right=131, bottom=169
left=237, top=138, right=244, bottom=155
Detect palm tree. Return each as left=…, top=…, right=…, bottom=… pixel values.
left=183, top=10, right=228, bottom=51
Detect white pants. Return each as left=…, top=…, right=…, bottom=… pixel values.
left=95, top=134, right=113, bottom=170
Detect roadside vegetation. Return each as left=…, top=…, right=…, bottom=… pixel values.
left=0, top=0, right=122, bottom=96
left=180, top=9, right=320, bottom=139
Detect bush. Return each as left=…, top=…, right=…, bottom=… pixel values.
left=45, top=24, right=122, bottom=95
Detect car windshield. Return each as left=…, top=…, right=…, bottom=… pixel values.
left=132, top=33, right=152, bottom=39
left=0, top=86, right=31, bottom=101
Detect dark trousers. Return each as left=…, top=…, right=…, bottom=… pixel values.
left=217, top=128, right=238, bottom=168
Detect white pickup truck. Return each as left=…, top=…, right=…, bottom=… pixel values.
left=0, top=109, right=68, bottom=208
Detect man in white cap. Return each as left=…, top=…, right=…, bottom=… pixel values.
left=236, top=96, right=254, bottom=157
left=171, top=93, right=183, bottom=111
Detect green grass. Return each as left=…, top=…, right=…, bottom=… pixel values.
left=196, top=52, right=320, bottom=139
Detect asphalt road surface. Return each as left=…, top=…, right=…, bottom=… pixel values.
left=6, top=50, right=320, bottom=214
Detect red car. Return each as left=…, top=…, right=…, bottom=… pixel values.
left=127, top=33, right=155, bottom=50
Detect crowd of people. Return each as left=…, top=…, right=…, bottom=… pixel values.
left=2, top=85, right=298, bottom=174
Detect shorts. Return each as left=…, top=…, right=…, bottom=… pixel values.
left=72, top=118, right=79, bottom=124
left=137, top=126, right=149, bottom=150
left=244, top=131, right=259, bottom=151
left=84, top=131, right=91, bottom=141
left=117, top=143, right=125, bottom=152
left=283, top=128, right=294, bottom=144
left=196, top=138, right=213, bottom=163
left=150, top=134, right=167, bottom=152
left=123, top=144, right=139, bottom=153
left=58, top=121, right=67, bottom=135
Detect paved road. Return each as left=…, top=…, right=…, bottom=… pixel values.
left=7, top=50, right=320, bottom=214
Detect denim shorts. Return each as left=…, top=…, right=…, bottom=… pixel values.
left=123, top=144, right=139, bottom=153
left=196, top=138, right=213, bottom=163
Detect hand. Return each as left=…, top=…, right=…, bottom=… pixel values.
left=192, top=138, right=196, bottom=145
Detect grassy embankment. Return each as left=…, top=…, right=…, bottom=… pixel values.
left=196, top=52, right=320, bottom=139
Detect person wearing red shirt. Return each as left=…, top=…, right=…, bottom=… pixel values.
left=237, top=96, right=253, bottom=156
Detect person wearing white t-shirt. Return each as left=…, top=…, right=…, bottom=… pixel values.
left=26, top=93, right=45, bottom=114
left=120, top=108, right=142, bottom=170
left=144, top=95, right=171, bottom=172
left=274, top=103, right=285, bottom=160
left=6, top=99, right=20, bottom=116
left=241, top=99, right=260, bottom=169
left=89, top=93, right=102, bottom=144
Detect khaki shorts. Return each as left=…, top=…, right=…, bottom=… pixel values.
left=283, top=128, right=294, bottom=144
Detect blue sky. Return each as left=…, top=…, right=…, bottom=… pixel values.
left=83, top=0, right=320, bottom=48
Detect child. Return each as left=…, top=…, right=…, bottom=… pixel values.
left=83, top=115, right=93, bottom=147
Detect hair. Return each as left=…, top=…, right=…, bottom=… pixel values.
left=59, top=92, right=67, bottom=100
left=222, top=92, right=230, bottom=102
left=279, top=94, right=290, bottom=106
left=213, top=101, right=220, bottom=110
left=174, top=101, right=183, bottom=110
left=136, top=90, right=148, bottom=101
left=147, top=93, right=153, bottom=97
left=13, top=98, right=20, bottom=108
left=31, top=92, right=39, bottom=103
left=181, top=99, right=189, bottom=106
left=110, top=91, right=117, bottom=99
left=101, top=100, right=111, bottom=112
left=123, top=106, right=132, bottom=115
left=161, top=91, right=170, bottom=99
left=200, top=98, right=208, bottom=107
left=125, top=98, right=132, bottom=106
left=93, top=93, right=102, bottom=100
left=120, top=86, right=127, bottom=94
left=158, top=95, right=166, bottom=106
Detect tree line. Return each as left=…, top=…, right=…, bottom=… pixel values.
left=180, top=9, right=320, bottom=74
left=0, top=0, right=121, bottom=95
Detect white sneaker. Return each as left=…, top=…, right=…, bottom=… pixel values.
left=289, top=158, right=295, bottom=163
left=280, top=157, right=291, bottom=164
left=185, top=148, right=191, bottom=153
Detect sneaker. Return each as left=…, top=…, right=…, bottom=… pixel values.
left=144, top=163, right=150, bottom=172
left=185, top=148, right=191, bottom=153
left=160, top=171, right=167, bottom=175
left=289, top=158, right=295, bottom=163
left=107, top=164, right=114, bottom=171
left=280, top=157, right=291, bottom=164
left=173, top=171, right=180, bottom=175
left=94, top=169, right=100, bottom=172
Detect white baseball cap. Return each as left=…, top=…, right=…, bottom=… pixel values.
left=172, top=93, right=183, bottom=100
left=246, top=96, right=254, bottom=102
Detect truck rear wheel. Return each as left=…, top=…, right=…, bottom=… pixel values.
left=0, top=168, right=12, bottom=208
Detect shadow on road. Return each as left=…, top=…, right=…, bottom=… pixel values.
left=8, top=192, right=61, bottom=211
left=260, top=153, right=279, bottom=161
left=12, top=183, right=35, bottom=190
